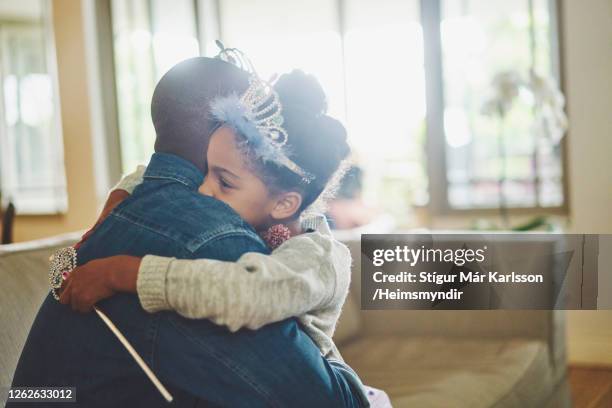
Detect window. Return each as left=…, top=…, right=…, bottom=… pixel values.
left=343, top=0, right=428, bottom=217
left=109, top=0, right=429, bottom=222
left=432, top=0, right=565, bottom=212
left=110, top=0, right=199, bottom=173
left=107, top=0, right=565, bottom=223
left=0, top=0, right=66, bottom=214
left=221, top=0, right=425, bottom=218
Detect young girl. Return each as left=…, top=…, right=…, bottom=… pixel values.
left=60, top=68, right=379, bottom=405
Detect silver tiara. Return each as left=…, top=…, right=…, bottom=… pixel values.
left=214, top=42, right=315, bottom=184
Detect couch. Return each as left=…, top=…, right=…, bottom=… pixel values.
left=1, top=234, right=571, bottom=407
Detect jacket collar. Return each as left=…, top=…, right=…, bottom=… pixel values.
left=143, top=153, right=204, bottom=190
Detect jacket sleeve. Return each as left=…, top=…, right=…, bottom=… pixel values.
left=112, top=165, right=146, bottom=194
left=136, top=232, right=346, bottom=332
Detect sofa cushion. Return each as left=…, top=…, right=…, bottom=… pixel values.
left=0, top=233, right=80, bottom=386
left=341, top=336, right=555, bottom=408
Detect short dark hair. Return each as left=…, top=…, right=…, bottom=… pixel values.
left=151, top=57, right=249, bottom=172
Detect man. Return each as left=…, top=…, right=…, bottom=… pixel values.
left=10, top=57, right=352, bottom=407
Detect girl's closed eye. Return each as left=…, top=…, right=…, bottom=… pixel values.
left=219, top=176, right=234, bottom=189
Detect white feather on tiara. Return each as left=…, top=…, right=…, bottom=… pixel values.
left=210, top=75, right=315, bottom=184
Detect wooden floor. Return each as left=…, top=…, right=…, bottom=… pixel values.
left=569, top=366, right=612, bottom=408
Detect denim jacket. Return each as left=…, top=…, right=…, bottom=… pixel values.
left=11, top=153, right=362, bottom=408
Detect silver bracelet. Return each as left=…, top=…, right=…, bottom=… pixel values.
left=46, top=245, right=174, bottom=402
left=48, top=246, right=77, bottom=300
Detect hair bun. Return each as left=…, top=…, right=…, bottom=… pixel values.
left=318, top=115, right=350, bottom=161
left=274, top=70, right=327, bottom=116
left=252, top=69, right=349, bottom=216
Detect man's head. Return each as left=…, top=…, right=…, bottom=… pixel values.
left=151, top=57, right=250, bottom=172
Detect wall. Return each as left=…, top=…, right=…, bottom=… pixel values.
left=560, top=0, right=612, bottom=366
left=13, top=0, right=99, bottom=242
left=425, top=0, right=612, bottom=367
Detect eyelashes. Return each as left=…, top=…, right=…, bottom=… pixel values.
left=219, top=177, right=234, bottom=189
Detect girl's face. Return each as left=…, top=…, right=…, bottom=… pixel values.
left=199, top=126, right=302, bottom=230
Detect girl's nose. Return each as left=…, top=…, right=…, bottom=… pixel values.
left=198, top=177, right=214, bottom=197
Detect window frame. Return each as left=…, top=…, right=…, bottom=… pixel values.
left=421, top=0, right=569, bottom=216
left=0, top=0, right=68, bottom=215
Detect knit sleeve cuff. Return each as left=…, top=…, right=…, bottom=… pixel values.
left=137, top=255, right=172, bottom=312
left=113, top=165, right=146, bottom=194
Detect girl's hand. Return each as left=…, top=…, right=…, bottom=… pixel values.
left=59, top=255, right=141, bottom=313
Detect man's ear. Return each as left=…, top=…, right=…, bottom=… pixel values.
left=270, top=192, right=303, bottom=221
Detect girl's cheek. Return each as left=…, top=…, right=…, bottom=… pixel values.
left=225, top=195, right=250, bottom=218
left=216, top=192, right=235, bottom=208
